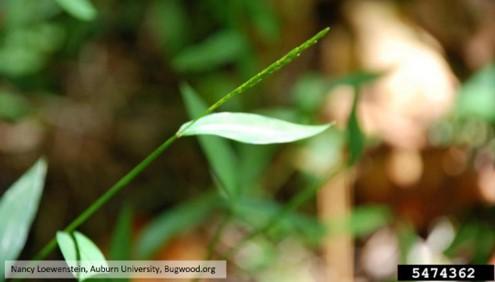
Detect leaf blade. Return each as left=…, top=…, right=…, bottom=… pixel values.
left=178, top=112, right=331, bottom=144
left=57, top=231, right=107, bottom=281
left=109, top=205, right=133, bottom=260
left=0, top=159, right=47, bottom=280
left=347, top=88, right=365, bottom=165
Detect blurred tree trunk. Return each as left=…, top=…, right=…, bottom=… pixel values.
left=318, top=169, right=354, bottom=282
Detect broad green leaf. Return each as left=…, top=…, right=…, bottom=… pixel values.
left=172, top=30, right=246, bottom=72
left=181, top=84, right=238, bottom=196
left=178, top=112, right=331, bottom=144
left=135, top=192, right=219, bottom=258
left=55, top=0, right=97, bottom=21
left=347, top=88, right=365, bottom=165
left=456, top=64, right=495, bottom=122
left=0, top=159, right=47, bottom=280
left=109, top=205, right=132, bottom=260
left=56, top=231, right=107, bottom=281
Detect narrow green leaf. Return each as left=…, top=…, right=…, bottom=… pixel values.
left=347, top=88, right=365, bottom=165
left=55, top=0, right=97, bottom=21
left=178, top=112, right=331, bottom=144
left=56, top=231, right=107, bottom=281
left=135, top=192, right=219, bottom=259
left=109, top=205, right=132, bottom=260
left=0, top=159, right=47, bottom=280
left=181, top=84, right=238, bottom=196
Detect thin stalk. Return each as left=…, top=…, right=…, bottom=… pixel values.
left=33, top=134, right=178, bottom=260
left=32, top=27, right=330, bottom=260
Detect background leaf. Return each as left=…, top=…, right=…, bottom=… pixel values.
left=109, top=205, right=133, bottom=260
left=179, top=112, right=331, bottom=144
left=181, top=84, right=238, bottom=196
left=57, top=231, right=107, bottom=281
left=55, top=0, right=97, bottom=21
left=0, top=159, right=47, bottom=280
left=172, top=30, right=246, bottom=72
left=147, top=0, right=190, bottom=54
left=347, top=88, right=364, bottom=165
left=135, top=192, right=220, bottom=259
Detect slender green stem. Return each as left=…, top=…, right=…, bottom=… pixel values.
left=33, top=134, right=178, bottom=260
left=32, top=27, right=330, bottom=260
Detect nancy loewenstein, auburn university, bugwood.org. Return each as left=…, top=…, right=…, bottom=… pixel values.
left=9, top=263, right=163, bottom=275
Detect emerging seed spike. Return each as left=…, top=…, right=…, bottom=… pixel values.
left=205, top=27, right=330, bottom=114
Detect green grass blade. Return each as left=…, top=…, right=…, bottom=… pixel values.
left=347, top=87, right=364, bottom=165
left=109, top=205, right=133, bottom=261
left=181, top=84, right=238, bottom=197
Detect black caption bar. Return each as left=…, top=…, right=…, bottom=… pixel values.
left=398, top=264, right=494, bottom=281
